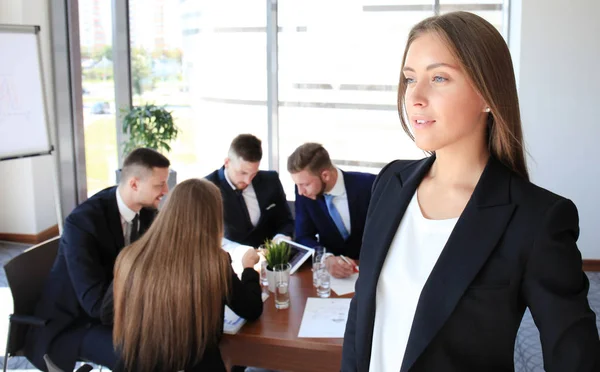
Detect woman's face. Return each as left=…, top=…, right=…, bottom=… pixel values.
left=402, top=32, right=488, bottom=153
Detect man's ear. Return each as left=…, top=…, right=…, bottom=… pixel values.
left=129, top=176, right=139, bottom=191
left=320, top=169, right=331, bottom=183
left=224, top=157, right=230, bottom=168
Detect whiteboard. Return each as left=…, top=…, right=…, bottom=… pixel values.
left=0, top=26, right=52, bottom=160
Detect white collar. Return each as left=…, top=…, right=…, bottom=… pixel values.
left=223, top=167, right=237, bottom=190
left=116, top=187, right=137, bottom=223
left=326, top=167, right=346, bottom=197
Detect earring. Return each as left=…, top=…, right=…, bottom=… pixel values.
left=484, top=107, right=491, bottom=113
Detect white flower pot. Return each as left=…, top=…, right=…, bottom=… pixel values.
left=266, top=263, right=291, bottom=293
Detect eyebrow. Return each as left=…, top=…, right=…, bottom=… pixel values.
left=403, top=62, right=457, bottom=72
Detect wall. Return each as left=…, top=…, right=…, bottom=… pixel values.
left=0, top=0, right=57, bottom=235
left=512, top=0, right=600, bottom=259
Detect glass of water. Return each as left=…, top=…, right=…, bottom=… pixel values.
left=273, top=263, right=291, bottom=309
left=316, top=266, right=331, bottom=298
left=257, top=245, right=268, bottom=287
left=312, top=245, right=326, bottom=287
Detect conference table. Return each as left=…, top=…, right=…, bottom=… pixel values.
left=220, top=262, right=354, bottom=372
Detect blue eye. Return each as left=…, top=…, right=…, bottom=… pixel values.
left=404, top=77, right=416, bottom=84
left=433, top=76, right=448, bottom=83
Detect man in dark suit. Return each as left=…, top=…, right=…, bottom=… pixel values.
left=288, top=143, right=375, bottom=278
left=205, top=134, right=294, bottom=251
left=25, top=148, right=170, bottom=371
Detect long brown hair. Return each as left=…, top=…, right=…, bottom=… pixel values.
left=398, top=11, right=529, bottom=180
left=113, top=178, right=231, bottom=371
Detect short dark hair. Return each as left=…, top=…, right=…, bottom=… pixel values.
left=287, top=143, right=333, bottom=175
left=229, top=134, right=262, bottom=162
left=120, top=148, right=170, bottom=183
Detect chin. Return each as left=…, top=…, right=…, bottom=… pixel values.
left=414, top=138, right=441, bottom=153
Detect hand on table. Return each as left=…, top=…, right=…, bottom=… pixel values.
left=325, top=255, right=357, bottom=278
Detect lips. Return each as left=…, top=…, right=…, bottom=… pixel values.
left=412, top=116, right=436, bottom=129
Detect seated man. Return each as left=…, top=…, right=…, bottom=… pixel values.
left=25, top=148, right=170, bottom=371
left=206, top=134, right=294, bottom=253
left=288, top=143, right=375, bottom=278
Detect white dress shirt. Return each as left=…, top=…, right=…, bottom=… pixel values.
left=116, top=187, right=138, bottom=243
left=324, top=167, right=351, bottom=233
left=369, top=192, right=458, bottom=372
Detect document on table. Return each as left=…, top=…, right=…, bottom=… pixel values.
left=298, top=298, right=352, bottom=338
left=330, top=273, right=359, bottom=296
left=221, top=238, right=255, bottom=276
left=224, top=292, right=269, bottom=334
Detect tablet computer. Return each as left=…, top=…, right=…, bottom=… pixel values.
left=281, top=239, right=315, bottom=275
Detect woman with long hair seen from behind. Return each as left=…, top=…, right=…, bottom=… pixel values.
left=111, top=178, right=263, bottom=371
left=342, top=11, right=599, bottom=372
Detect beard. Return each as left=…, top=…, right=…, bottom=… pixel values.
left=316, top=177, right=327, bottom=198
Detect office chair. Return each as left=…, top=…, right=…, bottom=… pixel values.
left=3, top=237, right=59, bottom=372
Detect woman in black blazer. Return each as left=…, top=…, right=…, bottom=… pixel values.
left=342, top=11, right=599, bottom=372
left=106, top=178, right=263, bottom=372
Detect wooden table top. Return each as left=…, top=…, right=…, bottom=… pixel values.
left=223, top=261, right=354, bottom=350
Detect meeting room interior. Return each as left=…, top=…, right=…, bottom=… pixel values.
left=1, top=0, right=599, bottom=371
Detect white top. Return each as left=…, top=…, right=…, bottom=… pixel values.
left=224, top=167, right=260, bottom=227
left=116, top=187, right=138, bottom=241
left=324, top=167, right=351, bottom=233
left=369, top=192, right=458, bottom=372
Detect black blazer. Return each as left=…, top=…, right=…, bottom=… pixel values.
left=103, top=263, right=263, bottom=372
left=25, top=187, right=155, bottom=371
left=342, top=156, right=600, bottom=372
left=205, top=167, right=294, bottom=247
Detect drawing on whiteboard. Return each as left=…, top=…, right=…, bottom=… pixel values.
left=0, top=75, right=31, bottom=125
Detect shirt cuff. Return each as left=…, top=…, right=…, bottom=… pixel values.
left=321, top=252, right=335, bottom=264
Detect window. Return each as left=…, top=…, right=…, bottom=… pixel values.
left=128, top=0, right=269, bottom=181
left=76, top=0, right=508, bottom=197
left=79, top=0, right=117, bottom=196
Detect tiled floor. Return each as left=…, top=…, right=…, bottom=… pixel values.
left=1, top=241, right=599, bottom=372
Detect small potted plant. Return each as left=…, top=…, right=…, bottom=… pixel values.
left=263, top=239, right=291, bottom=292
left=117, top=103, right=179, bottom=191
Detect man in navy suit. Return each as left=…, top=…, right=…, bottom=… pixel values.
left=288, top=143, right=375, bottom=278
left=205, top=134, right=294, bottom=250
left=25, top=148, right=170, bottom=371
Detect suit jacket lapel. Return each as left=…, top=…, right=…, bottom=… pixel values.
left=219, top=166, right=253, bottom=230
left=344, top=171, right=359, bottom=236
left=106, top=187, right=125, bottom=254
left=358, top=157, right=434, bottom=371
left=400, top=157, right=516, bottom=372
left=252, top=172, right=268, bottom=227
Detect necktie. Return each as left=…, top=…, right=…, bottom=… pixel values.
left=235, top=189, right=252, bottom=225
left=324, top=194, right=350, bottom=240
left=130, top=214, right=139, bottom=244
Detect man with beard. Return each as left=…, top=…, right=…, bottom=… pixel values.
left=205, top=134, right=294, bottom=249
left=288, top=143, right=375, bottom=278
left=25, top=148, right=170, bottom=371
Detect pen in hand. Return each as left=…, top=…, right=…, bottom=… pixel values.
left=340, top=255, right=359, bottom=273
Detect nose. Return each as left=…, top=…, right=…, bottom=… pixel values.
left=405, top=79, right=429, bottom=108
left=298, top=186, right=306, bottom=197
left=162, top=183, right=169, bottom=195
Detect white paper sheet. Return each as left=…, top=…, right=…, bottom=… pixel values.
left=223, top=291, right=270, bottom=334
left=298, top=298, right=352, bottom=338
left=222, top=238, right=255, bottom=276
left=330, top=273, right=359, bottom=296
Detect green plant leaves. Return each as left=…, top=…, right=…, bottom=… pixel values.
left=263, top=239, right=291, bottom=269
left=121, top=103, right=179, bottom=156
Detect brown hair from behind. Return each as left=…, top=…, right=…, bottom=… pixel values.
left=120, top=147, right=171, bottom=184
left=397, top=11, right=529, bottom=181
left=229, top=134, right=263, bottom=162
left=112, top=178, right=231, bottom=371
left=287, top=143, right=334, bottom=175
